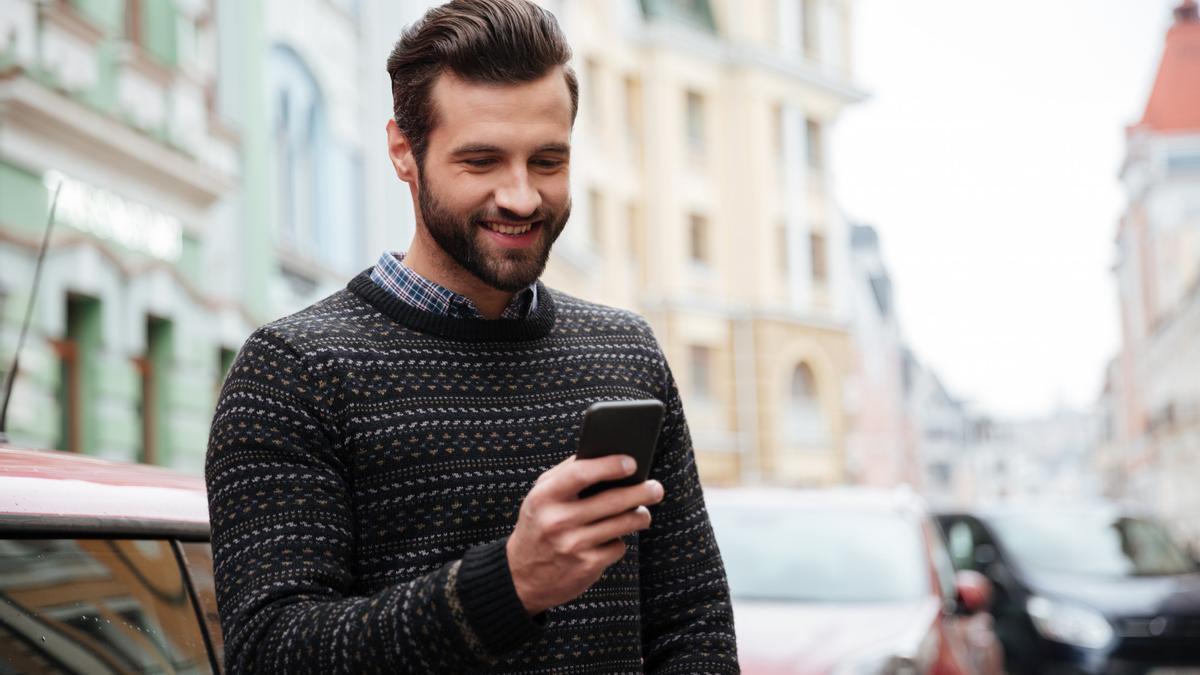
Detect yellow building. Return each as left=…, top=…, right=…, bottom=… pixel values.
left=541, top=0, right=865, bottom=486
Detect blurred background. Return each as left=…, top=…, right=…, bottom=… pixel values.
left=0, top=0, right=1197, bottom=563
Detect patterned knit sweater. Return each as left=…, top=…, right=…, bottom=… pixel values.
left=205, top=270, right=740, bottom=674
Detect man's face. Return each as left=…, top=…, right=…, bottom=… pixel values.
left=415, top=68, right=573, bottom=292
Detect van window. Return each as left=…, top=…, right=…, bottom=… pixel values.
left=0, top=538, right=212, bottom=674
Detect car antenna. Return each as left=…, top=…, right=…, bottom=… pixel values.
left=0, top=181, right=62, bottom=443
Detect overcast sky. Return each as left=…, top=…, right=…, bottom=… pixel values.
left=831, top=0, right=1180, bottom=418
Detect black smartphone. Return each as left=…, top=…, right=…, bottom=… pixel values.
left=575, top=399, right=665, bottom=498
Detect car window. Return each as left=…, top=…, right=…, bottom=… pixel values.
left=988, top=512, right=1195, bottom=577
left=946, top=520, right=976, bottom=570
left=0, top=538, right=213, bottom=674
left=709, top=505, right=930, bottom=603
left=179, top=541, right=224, bottom=671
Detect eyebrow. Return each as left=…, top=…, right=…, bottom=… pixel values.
left=449, top=142, right=571, bottom=156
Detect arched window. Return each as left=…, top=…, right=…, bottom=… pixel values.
left=785, top=362, right=827, bottom=446
left=269, top=45, right=327, bottom=258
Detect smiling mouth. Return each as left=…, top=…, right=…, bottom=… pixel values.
left=482, top=221, right=538, bottom=236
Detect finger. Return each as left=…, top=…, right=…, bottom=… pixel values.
left=572, top=480, right=664, bottom=524
left=540, top=455, right=637, bottom=501
left=590, top=538, right=629, bottom=569
left=534, top=454, right=578, bottom=486
left=573, top=506, right=653, bottom=549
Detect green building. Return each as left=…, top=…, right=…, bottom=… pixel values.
left=0, top=0, right=274, bottom=472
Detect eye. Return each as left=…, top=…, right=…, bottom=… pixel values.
left=463, top=158, right=497, bottom=168
left=531, top=158, right=567, bottom=170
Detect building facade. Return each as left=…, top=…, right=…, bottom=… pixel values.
left=0, top=0, right=423, bottom=471
left=0, top=0, right=254, bottom=472
left=2, top=0, right=867, bottom=486
left=1104, top=0, right=1200, bottom=543
left=842, top=223, right=917, bottom=488
left=539, top=0, right=865, bottom=486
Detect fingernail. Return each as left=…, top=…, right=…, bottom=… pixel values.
left=650, top=480, right=664, bottom=498
left=621, top=457, right=636, bottom=473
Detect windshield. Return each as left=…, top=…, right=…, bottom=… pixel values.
left=709, top=504, right=929, bottom=603
left=988, top=512, right=1195, bottom=577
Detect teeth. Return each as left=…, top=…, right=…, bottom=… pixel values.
left=486, top=222, right=532, bottom=235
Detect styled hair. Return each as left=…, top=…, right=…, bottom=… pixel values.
left=386, top=0, right=579, bottom=166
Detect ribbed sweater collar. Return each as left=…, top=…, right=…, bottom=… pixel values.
left=347, top=269, right=556, bottom=343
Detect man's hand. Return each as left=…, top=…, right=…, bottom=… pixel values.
left=507, top=455, right=665, bottom=616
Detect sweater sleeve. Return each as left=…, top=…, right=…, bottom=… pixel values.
left=205, top=329, right=542, bottom=674
left=640, top=363, right=740, bottom=673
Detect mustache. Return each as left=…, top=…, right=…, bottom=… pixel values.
left=470, top=208, right=551, bottom=225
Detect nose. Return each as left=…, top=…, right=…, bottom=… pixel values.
left=493, top=167, right=542, bottom=219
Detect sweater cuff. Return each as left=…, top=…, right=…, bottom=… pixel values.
left=454, top=538, right=544, bottom=659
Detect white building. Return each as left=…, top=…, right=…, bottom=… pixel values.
left=1107, top=0, right=1200, bottom=543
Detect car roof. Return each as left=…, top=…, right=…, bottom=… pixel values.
left=936, top=499, right=1155, bottom=523
left=0, top=443, right=209, bottom=540
left=705, top=485, right=929, bottom=518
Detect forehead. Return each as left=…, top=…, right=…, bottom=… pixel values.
left=427, top=68, right=573, bottom=149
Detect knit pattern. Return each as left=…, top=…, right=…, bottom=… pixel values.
left=206, top=270, right=739, bottom=674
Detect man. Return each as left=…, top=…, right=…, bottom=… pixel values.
left=206, top=0, right=739, bottom=672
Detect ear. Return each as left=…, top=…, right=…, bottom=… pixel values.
left=386, top=119, right=419, bottom=185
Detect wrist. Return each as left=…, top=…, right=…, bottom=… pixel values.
left=506, top=537, right=545, bottom=616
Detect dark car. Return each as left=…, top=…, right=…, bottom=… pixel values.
left=938, top=505, right=1200, bottom=675
left=708, top=487, right=1005, bottom=675
left=0, top=442, right=223, bottom=674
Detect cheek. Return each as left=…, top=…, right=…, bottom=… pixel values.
left=430, top=173, right=494, bottom=215
left=538, top=177, right=571, bottom=210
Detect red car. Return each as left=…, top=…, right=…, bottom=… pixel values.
left=0, top=442, right=224, bottom=673
left=706, top=487, right=1005, bottom=675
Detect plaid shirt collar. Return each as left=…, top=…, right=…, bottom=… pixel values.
left=368, top=251, right=538, bottom=320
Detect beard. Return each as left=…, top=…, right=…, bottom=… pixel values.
left=417, top=174, right=570, bottom=293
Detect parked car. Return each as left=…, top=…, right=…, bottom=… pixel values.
left=0, top=442, right=223, bottom=674
left=937, top=505, right=1200, bottom=674
left=707, top=487, right=1005, bottom=675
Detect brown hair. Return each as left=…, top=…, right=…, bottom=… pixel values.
left=386, top=0, right=579, bottom=166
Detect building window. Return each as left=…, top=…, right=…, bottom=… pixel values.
left=270, top=45, right=329, bottom=262
left=772, top=102, right=786, bottom=174
left=689, top=345, right=713, bottom=400
left=686, top=90, right=705, bottom=157
left=218, top=347, right=237, bottom=387
left=125, top=0, right=144, bottom=45
left=588, top=189, right=603, bottom=247
left=805, top=118, right=823, bottom=172
left=54, top=296, right=101, bottom=454
left=801, top=0, right=819, bottom=60
left=786, top=362, right=827, bottom=445
left=639, top=0, right=718, bottom=34
left=138, top=317, right=173, bottom=466
left=778, top=222, right=790, bottom=275
left=624, top=75, right=643, bottom=159
left=50, top=338, right=80, bottom=454
left=689, top=213, right=709, bottom=263
left=810, top=230, right=827, bottom=283
left=585, top=57, right=601, bottom=125
left=125, top=0, right=179, bottom=65
left=628, top=201, right=645, bottom=277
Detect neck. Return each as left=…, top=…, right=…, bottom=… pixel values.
left=403, top=231, right=516, bottom=320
